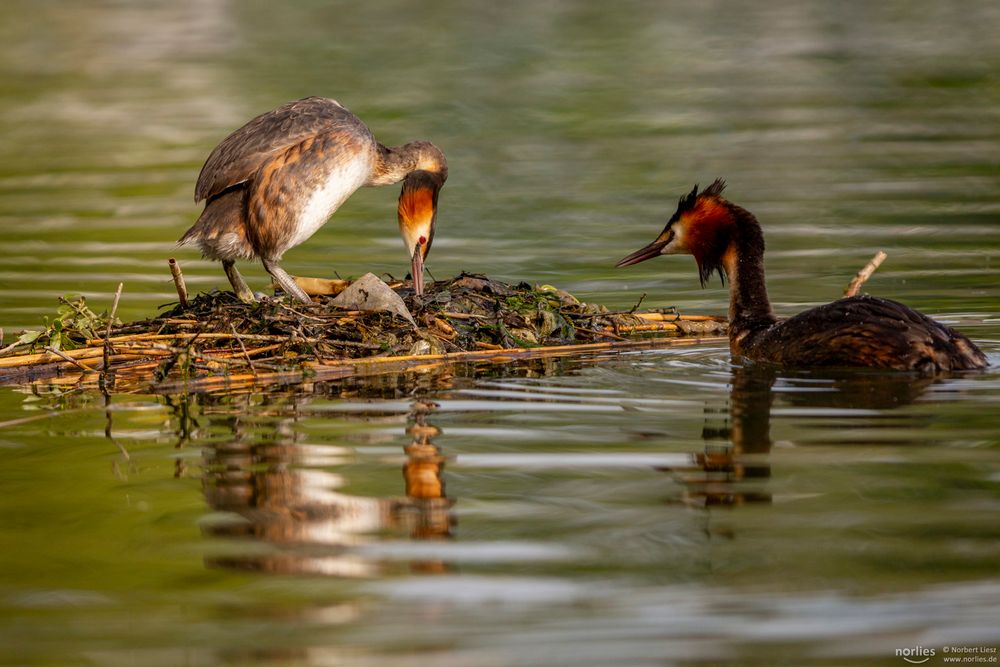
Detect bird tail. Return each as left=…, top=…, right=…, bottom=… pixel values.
left=178, top=188, right=255, bottom=261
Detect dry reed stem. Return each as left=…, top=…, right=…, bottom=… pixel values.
left=293, top=276, right=351, bottom=296
left=0, top=347, right=107, bottom=369
left=88, top=332, right=321, bottom=346
left=168, top=258, right=188, bottom=308
left=104, top=347, right=175, bottom=358
left=603, top=322, right=681, bottom=334
left=632, top=313, right=725, bottom=322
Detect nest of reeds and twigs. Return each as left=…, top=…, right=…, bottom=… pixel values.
left=0, top=272, right=727, bottom=391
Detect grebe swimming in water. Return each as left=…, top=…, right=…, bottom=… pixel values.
left=616, top=180, right=987, bottom=373
left=180, top=97, right=447, bottom=303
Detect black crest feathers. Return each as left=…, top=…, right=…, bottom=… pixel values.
left=702, top=178, right=726, bottom=197
left=675, top=184, right=699, bottom=219
left=669, top=178, right=727, bottom=223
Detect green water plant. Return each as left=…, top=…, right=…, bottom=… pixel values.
left=12, top=296, right=117, bottom=352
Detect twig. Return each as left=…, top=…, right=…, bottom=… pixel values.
left=43, top=346, right=96, bottom=373
left=168, top=258, right=189, bottom=308
left=106, top=283, right=123, bottom=339
left=103, top=282, right=124, bottom=373
left=230, top=324, right=257, bottom=377
left=275, top=302, right=329, bottom=322
left=576, top=326, right=628, bottom=341
left=628, top=292, right=647, bottom=314
left=844, top=251, right=888, bottom=297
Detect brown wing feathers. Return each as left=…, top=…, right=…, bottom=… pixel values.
left=194, top=97, right=366, bottom=203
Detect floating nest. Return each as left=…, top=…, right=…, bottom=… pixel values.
left=0, top=273, right=727, bottom=391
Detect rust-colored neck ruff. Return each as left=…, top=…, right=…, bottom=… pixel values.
left=718, top=206, right=777, bottom=351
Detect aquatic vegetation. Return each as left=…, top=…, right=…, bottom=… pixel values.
left=3, top=296, right=118, bottom=353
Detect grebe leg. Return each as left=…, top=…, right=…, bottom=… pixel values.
left=223, top=260, right=255, bottom=303
left=261, top=257, right=311, bottom=303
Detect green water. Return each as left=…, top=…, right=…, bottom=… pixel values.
left=1, top=1, right=999, bottom=665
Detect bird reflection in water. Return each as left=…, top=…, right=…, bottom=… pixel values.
left=199, top=397, right=453, bottom=576
left=400, top=400, right=453, bottom=545
left=662, top=365, right=775, bottom=508
left=664, top=364, right=935, bottom=507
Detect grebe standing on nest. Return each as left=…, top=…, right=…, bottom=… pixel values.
left=616, top=180, right=987, bottom=372
left=180, top=97, right=447, bottom=303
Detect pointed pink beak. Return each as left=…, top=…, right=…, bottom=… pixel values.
left=411, top=242, right=425, bottom=296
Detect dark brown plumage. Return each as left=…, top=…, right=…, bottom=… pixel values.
left=179, top=97, right=447, bottom=303
left=617, top=180, right=988, bottom=373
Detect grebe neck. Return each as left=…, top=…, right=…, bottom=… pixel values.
left=370, top=141, right=446, bottom=186
left=720, top=206, right=777, bottom=339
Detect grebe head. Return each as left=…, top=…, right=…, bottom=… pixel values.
left=615, top=178, right=734, bottom=285
left=398, top=147, right=447, bottom=295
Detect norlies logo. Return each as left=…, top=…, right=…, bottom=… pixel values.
left=896, top=646, right=936, bottom=664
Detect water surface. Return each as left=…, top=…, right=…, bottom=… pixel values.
left=2, top=349, right=999, bottom=665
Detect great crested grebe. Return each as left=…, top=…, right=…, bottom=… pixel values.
left=180, top=97, right=447, bottom=303
left=616, top=180, right=988, bottom=372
